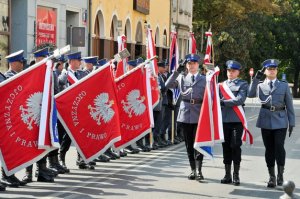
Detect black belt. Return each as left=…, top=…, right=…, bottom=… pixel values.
left=261, top=104, right=286, bottom=111
left=182, top=99, right=202, bottom=104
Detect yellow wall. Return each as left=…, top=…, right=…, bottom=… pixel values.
left=91, top=0, right=170, bottom=47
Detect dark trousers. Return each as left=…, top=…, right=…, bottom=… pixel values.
left=261, top=128, right=287, bottom=168
left=152, top=110, right=162, bottom=136
left=180, top=123, right=203, bottom=170
left=222, top=123, right=243, bottom=165
left=57, top=120, right=71, bottom=155
left=161, top=105, right=172, bottom=137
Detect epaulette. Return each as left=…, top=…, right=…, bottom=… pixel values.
left=279, top=79, right=287, bottom=83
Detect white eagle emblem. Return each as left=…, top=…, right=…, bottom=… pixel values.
left=19, top=92, right=43, bottom=130
left=88, top=93, right=115, bottom=125
left=121, top=89, right=146, bottom=118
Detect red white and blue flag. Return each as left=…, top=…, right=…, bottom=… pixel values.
left=115, top=35, right=127, bottom=78
left=169, top=31, right=180, bottom=104
left=189, top=32, right=197, bottom=54
left=194, top=67, right=224, bottom=159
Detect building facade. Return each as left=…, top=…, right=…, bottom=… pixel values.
left=0, top=0, right=10, bottom=72
left=171, top=0, right=193, bottom=59
left=91, top=0, right=171, bottom=60
left=10, top=0, right=88, bottom=63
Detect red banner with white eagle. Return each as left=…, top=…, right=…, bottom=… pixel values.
left=114, top=67, right=151, bottom=150
left=0, top=60, right=54, bottom=175
left=55, top=65, right=121, bottom=162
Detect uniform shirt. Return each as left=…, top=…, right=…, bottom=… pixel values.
left=166, top=71, right=206, bottom=124
left=219, top=79, right=248, bottom=123
left=248, top=77, right=295, bottom=129
left=58, top=67, right=87, bottom=91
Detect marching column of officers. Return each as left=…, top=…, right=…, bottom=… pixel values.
left=0, top=48, right=295, bottom=192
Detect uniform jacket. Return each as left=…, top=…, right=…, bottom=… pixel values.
left=58, top=68, right=87, bottom=90
left=153, top=74, right=164, bottom=112
left=4, top=70, right=17, bottom=79
left=166, top=71, right=206, bottom=124
left=0, top=72, right=6, bottom=83
left=248, top=77, right=295, bottom=129
left=219, top=79, right=248, bottom=123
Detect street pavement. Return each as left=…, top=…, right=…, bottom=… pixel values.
left=1, top=100, right=300, bottom=199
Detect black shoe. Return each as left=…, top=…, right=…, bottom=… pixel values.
left=188, top=170, right=196, bottom=180
left=233, top=173, right=240, bottom=186
left=196, top=171, right=204, bottom=181
left=89, top=160, right=96, bottom=166
left=119, top=150, right=127, bottom=157
left=0, top=183, right=5, bottom=191
left=96, top=154, right=110, bottom=162
left=37, top=173, right=54, bottom=183
left=0, top=176, right=19, bottom=187
left=22, top=173, right=33, bottom=183
left=267, top=176, right=276, bottom=188
left=60, top=161, right=70, bottom=173
left=49, top=163, right=66, bottom=174
left=10, top=175, right=27, bottom=186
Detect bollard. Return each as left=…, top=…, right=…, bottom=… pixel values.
left=280, top=181, right=295, bottom=199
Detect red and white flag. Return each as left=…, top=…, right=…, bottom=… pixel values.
left=189, top=32, right=197, bottom=54
left=0, top=60, right=54, bottom=175
left=55, top=64, right=121, bottom=162
left=67, top=71, right=78, bottom=85
left=219, top=83, right=253, bottom=145
left=38, top=60, right=59, bottom=149
left=204, top=31, right=213, bottom=64
left=115, top=35, right=127, bottom=78
left=114, top=67, right=151, bottom=150
left=194, top=67, right=224, bottom=159
left=146, top=28, right=160, bottom=108
left=169, top=31, right=179, bottom=72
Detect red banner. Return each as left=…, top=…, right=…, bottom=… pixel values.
left=147, top=28, right=160, bottom=108
left=55, top=66, right=121, bottom=162
left=0, top=62, right=53, bottom=175
left=36, top=6, right=57, bottom=46
left=114, top=67, right=151, bottom=149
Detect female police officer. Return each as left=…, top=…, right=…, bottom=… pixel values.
left=166, top=54, right=206, bottom=181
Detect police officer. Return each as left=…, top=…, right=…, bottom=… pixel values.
left=0, top=50, right=28, bottom=187
left=82, top=56, right=98, bottom=74
left=248, top=59, right=295, bottom=188
left=219, top=60, right=248, bottom=186
left=166, top=54, right=206, bottom=181
left=22, top=47, right=58, bottom=183
left=158, top=60, right=173, bottom=146
left=58, top=51, right=95, bottom=170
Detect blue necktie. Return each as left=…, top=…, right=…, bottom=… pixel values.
left=269, top=81, right=273, bottom=90
left=191, top=75, right=195, bottom=83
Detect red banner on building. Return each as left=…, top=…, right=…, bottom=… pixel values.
left=36, top=6, right=57, bottom=46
